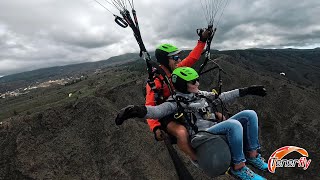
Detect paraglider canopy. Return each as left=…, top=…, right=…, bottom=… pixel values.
left=200, top=0, right=230, bottom=28
left=280, top=72, right=286, bottom=76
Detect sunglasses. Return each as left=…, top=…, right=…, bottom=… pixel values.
left=189, top=78, right=199, bottom=85
left=171, top=55, right=180, bottom=61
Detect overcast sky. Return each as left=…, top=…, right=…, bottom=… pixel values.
left=0, top=0, right=319, bottom=76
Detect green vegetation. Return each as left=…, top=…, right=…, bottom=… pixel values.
left=0, top=67, right=143, bottom=120
left=0, top=53, right=139, bottom=93
left=0, top=49, right=319, bottom=180
left=1, top=49, right=320, bottom=120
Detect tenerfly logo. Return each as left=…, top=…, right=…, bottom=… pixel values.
left=268, top=146, right=311, bottom=173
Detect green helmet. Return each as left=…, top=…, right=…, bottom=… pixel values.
left=172, top=67, right=199, bottom=93
left=155, top=43, right=182, bottom=70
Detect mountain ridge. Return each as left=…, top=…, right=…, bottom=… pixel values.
left=0, top=48, right=319, bottom=179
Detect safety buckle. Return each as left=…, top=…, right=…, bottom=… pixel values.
left=225, top=167, right=231, bottom=175
left=211, top=89, right=218, bottom=95
left=174, top=113, right=183, bottom=119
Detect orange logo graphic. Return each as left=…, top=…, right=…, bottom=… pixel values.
left=268, top=146, right=311, bottom=173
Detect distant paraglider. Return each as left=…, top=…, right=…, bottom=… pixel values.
left=280, top=72, right=286, bottom=76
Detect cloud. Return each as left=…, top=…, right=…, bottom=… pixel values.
left=0, top=0, right=319, bottom=75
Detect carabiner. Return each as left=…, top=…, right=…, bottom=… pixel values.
left=114, top=15, right=128, bottom=28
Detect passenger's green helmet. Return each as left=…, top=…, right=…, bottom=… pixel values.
left=155, top=43, right=182, bottom=70
left=172, top=67, right=199, bottom=93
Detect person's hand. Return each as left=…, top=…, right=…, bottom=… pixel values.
left=155, top=128, right=164, bottom=141
left=198, top=28, right=213, bottom=42
left=202, top=28, right=212, bottom=40
left=239, top=85, right=267, bottom=97
left=215, top=112, right=226, bottom=121
left=115, top=105, right=147, bottom=125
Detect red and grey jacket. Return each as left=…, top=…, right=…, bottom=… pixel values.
left=145, top=40, right=206, bottom=133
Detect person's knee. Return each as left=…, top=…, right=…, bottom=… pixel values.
left=167, top=123, right=189, bottom=139
left=242, top=110, right=258, bottom=123
left=243, top=110, right=257, bottom=118
left=175, top=128, right=189, bottom=142
left=168, top=126, right=189, bottom=143
left=227, top=119, right=243, bottom=132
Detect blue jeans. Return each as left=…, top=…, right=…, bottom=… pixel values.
left=206, top=110, right=261, bottom=164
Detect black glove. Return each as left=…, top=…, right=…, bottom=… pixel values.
left=197, top=28, right=212, bottom=42
left=239, top=85, right=267, bottom=97
left=115, top=105, right=147, bottom=125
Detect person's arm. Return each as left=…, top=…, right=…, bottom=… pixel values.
left=177, top=28, right=211, bottom=67
left=177, top=41, right=206, bottom=67
left=114, top=102, right=178, bottom=126
left=145, top=101, right=178, bottom=119
left=218, top=89, right=240, bottom=104
left=198, top=89, right=239, bottom=105
left=201, top=85, right=266, bottom=105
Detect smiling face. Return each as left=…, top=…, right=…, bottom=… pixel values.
left=187, top=79, right=200, bottom=93
left=168, top=55, right=182, bottom=71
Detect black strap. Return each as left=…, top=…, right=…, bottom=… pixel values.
left=148, top=61, right=175, bottom=97
left=113, top=6, right=192, bottom=180
left=198, top=26, right=216, bottom=74
left=118, top=9, right=156, bottom=92
left=174, top=96, right=199, bottom=134
left=162, top=130, right=194, bottom=180
left=187, top=113, right=198, bottom=134
left=116, top=7, right=177, bottom=101
left=195, top=26, right=231, bottom=119
left=153, top=75, right=165, bottom=104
